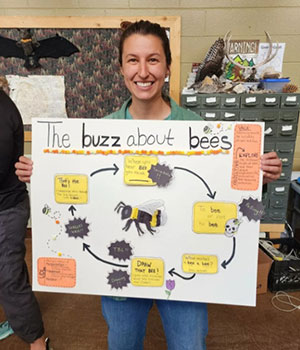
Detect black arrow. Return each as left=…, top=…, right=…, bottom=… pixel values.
left=68, top=205, right=76, bottom=216
left=83, top=243, right=128, bottom=268
left=168, top=267, right=196, bottom=280
left=236, top=147, right=245, bottom=157
left=174, top=166, right=216, bottom=199
left=221, top=237, right=236, bottom=269
left=90, top=163, right=119, bottom=177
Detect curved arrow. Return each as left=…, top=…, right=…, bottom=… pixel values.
left=83, top=243, right=128, bottom=268
left=236, top=147, right=245, bottom=157
left=90, top=163, right=119, bottom=177
left=221, top=237, right=236, bottom=269
left=68, top=205, right=76, bottom=216
left=168, top=267, right=196, bottom=280
left=174, top=166, right=216, bottom=199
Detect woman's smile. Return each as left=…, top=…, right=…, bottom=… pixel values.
left=135, top=81, right=153, bottom=87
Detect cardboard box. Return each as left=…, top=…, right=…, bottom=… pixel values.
left=257, top=248, right=273, bottom=294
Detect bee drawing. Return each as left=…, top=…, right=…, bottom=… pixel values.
left=114, top=199, right=167, bottom=236
left=203, top=125, right=212, bottom=134
left=42, top=204, right=51, bottom=215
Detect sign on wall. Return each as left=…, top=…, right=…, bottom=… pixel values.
left=31, top=119, right=264, bottom=306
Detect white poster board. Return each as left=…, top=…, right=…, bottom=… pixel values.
left=31, top=119, right=264, bottom=306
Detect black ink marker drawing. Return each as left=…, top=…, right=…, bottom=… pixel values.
left=114, top=199, right=167, bottom=236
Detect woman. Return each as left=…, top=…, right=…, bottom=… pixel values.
left=16, top=20, right=282, bottom=350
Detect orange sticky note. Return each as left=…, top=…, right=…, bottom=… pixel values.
left=37, top=257, right=76, bottom=288
left=231, top=124, right=262, bottom=191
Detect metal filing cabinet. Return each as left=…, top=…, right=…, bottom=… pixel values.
left=180, top=92, right=300, bottom=224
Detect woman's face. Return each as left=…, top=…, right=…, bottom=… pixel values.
left=121, top=34, right=170, bottom=104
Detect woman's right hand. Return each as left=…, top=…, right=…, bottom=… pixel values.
left=15, top=155, right=33, bottom=183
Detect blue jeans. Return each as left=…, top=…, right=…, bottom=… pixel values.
left=101, top=296, right=208, bottom=350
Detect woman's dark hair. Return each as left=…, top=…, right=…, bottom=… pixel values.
left=119, top=20, right=172, bottom=67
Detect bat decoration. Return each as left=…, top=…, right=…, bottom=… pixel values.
left=0, top=29, right=80, bottom=70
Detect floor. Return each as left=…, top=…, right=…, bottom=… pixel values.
left=0, top=239, right=300, bottom=350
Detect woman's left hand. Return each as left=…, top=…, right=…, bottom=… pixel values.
left=261, top=152, right=282, bottom=184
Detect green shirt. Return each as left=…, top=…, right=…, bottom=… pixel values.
left=125, top=106, right=172, bottom=120
left=105, top=97, right=203, bottom=121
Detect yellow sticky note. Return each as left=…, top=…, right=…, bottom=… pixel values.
left=124, top=156, right=158, bottom=185
left=131, top=257, right=164, bottom=287
left=55, top=174, right=88, bottom=204
left=193, top=202, right=237, bottom=234
left=182, top=254, right=218, bottom=274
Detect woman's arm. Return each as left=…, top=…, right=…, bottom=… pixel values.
left=15, top=152, right=283, bottom=185
left=261, top=151, right=282, bottom=184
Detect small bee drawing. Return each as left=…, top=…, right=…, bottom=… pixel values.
left=114, top=199, right=167, bottom=236
left=42, top=204, right=51, bottom=215
left=203, top=125, right=212, bottom=134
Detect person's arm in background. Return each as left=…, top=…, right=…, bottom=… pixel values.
left=0, top=91, right=20, bottom=184
left=15, top=155, right=33, bottom=183
left=0, top=125, right=13, bottom=183
left=261, top=151, right=282, bottom=184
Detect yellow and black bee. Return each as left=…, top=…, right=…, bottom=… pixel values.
left=114, top=200, right=167, bottom=236
left=42, top=204, right=51, bottom=215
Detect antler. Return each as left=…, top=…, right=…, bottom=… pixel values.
left=224, top=31, right=279, bottom=71
left=255, top=31, right=279, bottom=68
